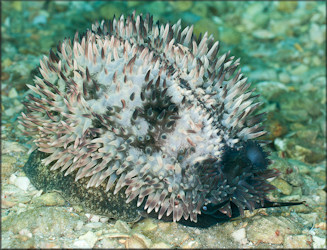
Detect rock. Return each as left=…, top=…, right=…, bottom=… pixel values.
left=291, top=64, right=308, bottom=75
left=1, top=141, right=27, bottom=154
left=2, top=183, right=32, bottom=204
left=281, top=109, right=309, bottom=122
left=85, top=222, right=103, bottom=229
left=251, top=68, right=278, bottom=81
left=1, top=155, right=17, bottom=178
left=291, top=187, right=302, bottom=196
left=312, top=236, right=326, bottom=248
left=278, top=72, right=291, bottom=84
left=126, top=233, right=152, bottom=248
left=274, top=138, right=287, bottom=152
left=246, top=216, right=300, bottom=244
left=283, top=234, right=312, bottom=248
left=114, top=220, right=131, bottom=234
left=181, top=239, right=199, bottom=248
left=169, top=1, right=193, bottom=11
left=295, top=129, right=319, bottom=143
left=2, top=231, right=36, bottom=249
left=90, top=214, right=101, bottom=223
left=299, top=213, right=318, bottom=225
left=11, top=1, right=22, bottom=11
left=75, top=220, right=84, bottom=231
left=309, top=23, right=325, bottom=45
left=252, top=29, right=275, bottom=40
left=244, top=2, right=266, bottom=17
left=270, top=178, right=293, bottom=196
left=8, top=88, right=18, bottom=98
left=2, top=207, right=79, bottom=235
left=2, top=200, right=17, bottom=208
left=73, top=240, right=90, bottom=248
left=231, top=228, right=247, bottom=244
left=4, top=107, right=16, bottom=116
left=255, top=81, right=288, bottom=100
left=100, top=217, right=109, bottom=223
left=286, top=141, right=325, bottom=163
left=100, top=238, right=120, bottom=248
left=132, top=218, right=158, bottom=233
left=314, top=222, right=326, bottom=230
left=79, top=231, right=98, bottom=248
left=10, top=175, right=30, bottom=191
left=19, top=228, right=33, bottom=238
left=32, top=192, right=66, bottom=207
left=32, top=13, right=48, bottom=25
left=288, top=204, right=311, bottom=213
left=265, top=119, right=288, bottom=140
left=95, top=229, right=103, bottom=236
left=302, top=175, right=319, bottom=196
left=288, top=159, right=310, bottom=175
left=282, top=164, right=303, bottom=187
left=280, top=195, right=301, bottom=204
left=152, top=242, right=172, bottom=248
left=277, top=1, right=298, bottom=13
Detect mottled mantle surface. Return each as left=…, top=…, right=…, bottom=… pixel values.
left=23, top=150, right=141, bottom=223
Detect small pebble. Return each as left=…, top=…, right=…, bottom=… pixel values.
left=10, top=175, right=30, bottom=191
left=231, top=228, right=247, bottom=244
left=278, top=72, right=291, bottom=84
left=270, top=178, right=293, bottom=195
left=274, top=138, right=287, bottom=152
left=75, top=220, right=84, bottom=231
left=8, top=88, right=18, bottom=98
left=312, top=236, right=326, bottom=248
left=133, top=218, right=158, bottom=232
left=299, top=213, right=318, bottom=225
left=314, top=222, right=326, bottom=230
left=181, top=239, right=199, bottom=248
left=309, top=23, right=325, bottom=45
left=100, top=238, right=119, bottom=248
left=85, top=222, right=103, bottom=229
left=252, top=29, right=275, bottom=39
left=126, top=233, right=152, bottom=248
left=19, top=229, right=32, bottom=238
left=73, top=239, right=90, bottom=248
left=246, top=216, right=299, bottom=244
left=283, top=234, right=312, bottom=248
left=100, top=217, right=109, bottom=223
left=114, top=220, right=131, bottom=233
left=95, top=230, right=103, bottom=236
left=152, top=242, right=172, bottom=248
left=2, top=200, right=17, bottom=208
left=291, top=64, right=308, bottom=75
left=32, top=192, right=66, bottom=206
left=90, top=215, right=100, bottom=223
left=79, top=231, right=98, bottom=248
left=256, top=81, right=288, bottom=100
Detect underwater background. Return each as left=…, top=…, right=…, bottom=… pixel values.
left=1, top=1, right=326, bottom=248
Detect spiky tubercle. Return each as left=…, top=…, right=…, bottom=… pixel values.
left=20, top=12, right=276, bottom=223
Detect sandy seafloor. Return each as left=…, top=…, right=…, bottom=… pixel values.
left=1, top=1, right=326, bottom=249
